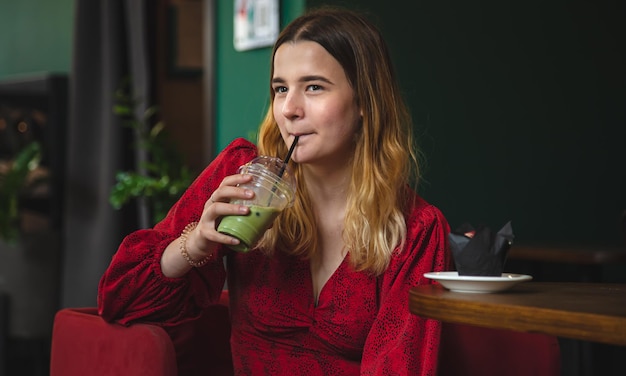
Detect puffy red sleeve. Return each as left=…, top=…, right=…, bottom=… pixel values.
left=360, top=197, right=451, bottom=376
left=97, top=138, right=257, bottom=326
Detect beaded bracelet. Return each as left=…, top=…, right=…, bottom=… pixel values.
left=180, top=221, right=211, bottom=267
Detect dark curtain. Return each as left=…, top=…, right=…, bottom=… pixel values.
left=61, top=0, right=154, bottom=308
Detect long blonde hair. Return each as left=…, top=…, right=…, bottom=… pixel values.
left=256, top=7, right=419, bottom=276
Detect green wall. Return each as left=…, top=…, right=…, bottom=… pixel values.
left=364, top=0, right=626, bottom=247
left=0, top=0, right=74, bottom=79
left=215, top=0, right=305, bottom=152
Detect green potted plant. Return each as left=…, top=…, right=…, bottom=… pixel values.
left=0, top=141, right=45, bottom=244
left=109, top=82, right=194, bottom=226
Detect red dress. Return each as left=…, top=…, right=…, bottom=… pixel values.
left=98, top=138, right=451, bottom=376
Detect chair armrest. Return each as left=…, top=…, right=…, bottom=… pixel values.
left=50, top=290, right=233, bottom=376
left=50, top=307, right=177, bottom=376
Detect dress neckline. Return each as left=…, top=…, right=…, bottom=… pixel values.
left=311, top=253, right=348, bottom=308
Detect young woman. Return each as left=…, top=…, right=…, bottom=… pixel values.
left=98, top=7, right=450, bottom=375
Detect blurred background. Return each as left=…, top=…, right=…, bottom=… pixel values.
left=0, top=0, right=624, bottom=375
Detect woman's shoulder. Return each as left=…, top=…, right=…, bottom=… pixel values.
left=384, top=190, right=450, bottom=271
left=403, top=189, right=448, bottom=228
left=401, top=190, right=450, bottom=251
left=211, top=138, right=258, bottom=166
left=221, top=137, right=258, bottom=156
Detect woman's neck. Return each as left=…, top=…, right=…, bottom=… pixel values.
left=302, top=163, right=351, bottom=206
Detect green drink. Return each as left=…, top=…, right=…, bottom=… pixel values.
left=216, top=155, right=296, bottom=252
left=218, top=205, right=280, bottom=252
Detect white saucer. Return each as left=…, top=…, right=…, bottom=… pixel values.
left=423, top=271, right=533, bottom=293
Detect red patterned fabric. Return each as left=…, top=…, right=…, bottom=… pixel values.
left=98, top=138, right=451, bottom=375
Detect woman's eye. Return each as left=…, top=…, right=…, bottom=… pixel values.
left=307, top=84, right=322, bottom=91
left=274, top=86, right=287, bottom=94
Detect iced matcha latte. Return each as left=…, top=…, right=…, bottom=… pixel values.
left=218, top=205, right=280, bottom=252
left=217, top=155, right=296, bottom=252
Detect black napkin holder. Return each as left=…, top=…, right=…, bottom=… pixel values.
left=449, top=221, right=514, bottom=276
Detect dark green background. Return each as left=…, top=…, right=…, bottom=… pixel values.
left=217, top=0, right=626, bottom=247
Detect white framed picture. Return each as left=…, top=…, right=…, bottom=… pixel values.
left=234, top=0, right=279, bottom=51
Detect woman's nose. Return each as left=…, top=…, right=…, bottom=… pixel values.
left=281, top=92, right=304, bottom=119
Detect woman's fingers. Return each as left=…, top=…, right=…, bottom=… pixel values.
left=209, top=174, right=254, bottom=204
left=196, top=173, right=254, bottom=247
left=196, top=220, right=241, bottom=246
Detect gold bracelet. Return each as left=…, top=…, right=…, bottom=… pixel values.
left=180, top=221, right=211, bottom=267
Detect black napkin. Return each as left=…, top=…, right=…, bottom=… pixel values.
left=449, top=221, right=514, bottom=276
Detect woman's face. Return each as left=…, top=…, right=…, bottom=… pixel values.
left=272, top=41, right=361, bottom=167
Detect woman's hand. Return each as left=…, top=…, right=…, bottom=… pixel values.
left=160, top=173, right=254, bottom=278
left=193, top=173, right=254, bottom=251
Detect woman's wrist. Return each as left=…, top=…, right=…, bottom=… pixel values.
left=179, top=222, right=212, bottom=267
left=161, top=222, right=213, bottom=278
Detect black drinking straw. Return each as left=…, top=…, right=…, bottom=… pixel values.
left=278, top=136, right=299, bottom=178
left=268, top=136, right=299, bottom=206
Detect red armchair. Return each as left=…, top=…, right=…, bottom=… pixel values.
left=50, top=291, right=233, bottom=376
left=50, top=290, right=560, bottom=376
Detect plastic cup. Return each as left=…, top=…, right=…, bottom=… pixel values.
left=217, top=156, right=296, bottom=252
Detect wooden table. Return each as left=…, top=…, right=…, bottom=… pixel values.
left=409, top=282, right=626, bottom=346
